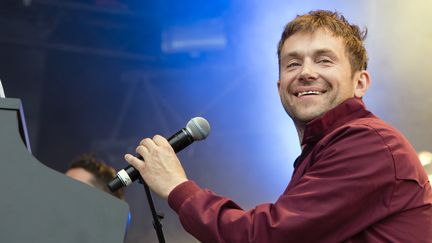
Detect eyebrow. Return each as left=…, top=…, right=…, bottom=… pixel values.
left=315, top=48, right=338, bottom=58
left=280, top=51, right=301, bottom=61
left=281, top=48, right=338, bottom=61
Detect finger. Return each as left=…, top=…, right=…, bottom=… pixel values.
left=139, top=137, right=148, bottom=145
left=140, top=137, right=157, bottom=150
left=136, top=145, right=148, bottom=156
left=124, top=154, right=145, bottom=171
left=153, top=134, right=170, bottom=147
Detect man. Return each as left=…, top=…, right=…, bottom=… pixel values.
left=125, top=10, right=432, bottom=242
left=66, top=154, right=124, bottom=199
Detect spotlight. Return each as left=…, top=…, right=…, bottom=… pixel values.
left=418, top=151, right=432, bottom=184
left=161, top=19, right=226, bottom=55
left=22, top=0, right=31, bottom=7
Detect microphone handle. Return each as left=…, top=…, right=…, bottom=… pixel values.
left=169, top=128, right=194, bottom=153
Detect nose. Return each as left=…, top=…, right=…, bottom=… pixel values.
left=298, top=60, right=318, bottom=82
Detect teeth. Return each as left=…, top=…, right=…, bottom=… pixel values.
left=297, top=91, right=323, bottom=97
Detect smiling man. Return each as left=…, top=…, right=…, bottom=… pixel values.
left=278, top=27, right=370, bottom=142
left=125, top=10, right=432, bottom=242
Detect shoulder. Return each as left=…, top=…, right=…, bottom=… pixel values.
left=321, top=116, right=409, bottom=152
left=319, top=116, right=428, bottom=186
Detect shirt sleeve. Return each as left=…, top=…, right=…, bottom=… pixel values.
left=168, top=124, right=396, bottom=243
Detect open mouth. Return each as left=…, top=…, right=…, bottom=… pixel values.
left=295, top=90, right=325, bottom=97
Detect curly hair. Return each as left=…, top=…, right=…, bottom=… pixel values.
left=277, top=10, right=368, bottom=74
left=69, top=153, right=124, bottom=199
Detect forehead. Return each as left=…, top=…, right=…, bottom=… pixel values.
left=280, top=28, right=347, bottom=59
left=65, top=167, right=96, bottom=186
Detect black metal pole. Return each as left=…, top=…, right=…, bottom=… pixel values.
left=140, top=178, right=166, bottom=243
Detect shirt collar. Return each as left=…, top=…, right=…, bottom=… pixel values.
left=301, top=97, right=372, bottom=146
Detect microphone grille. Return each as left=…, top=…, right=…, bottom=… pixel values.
left=186, top=117, right=210, bottom=141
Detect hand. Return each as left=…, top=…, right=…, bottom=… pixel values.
left=125, top=135, right=188, bottom=199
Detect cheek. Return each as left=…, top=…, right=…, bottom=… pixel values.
left=279, top=73, right=297, bottom=90
left=279, top=81, right=293, bottom=99
left=316, top=68, right=335, bottom=81
left=280, top=80, right=290, bottom=90
left=319, top=70, right=349, bottom=89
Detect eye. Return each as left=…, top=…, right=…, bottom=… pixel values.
left=316, top=57, right=332, bottom=64
left=286, top=62, right=301, bottom=68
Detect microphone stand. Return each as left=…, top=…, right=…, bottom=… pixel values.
left=136, top=130, right=193, bottom=242
left=109, top=125, right=210, bottom=242
left=139, top=178, right=166, bottom=243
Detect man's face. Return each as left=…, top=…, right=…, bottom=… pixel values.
left=278, top=28, right=361, bottom=126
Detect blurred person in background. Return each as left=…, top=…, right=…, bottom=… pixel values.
left=66, top=153, right=124, bottom=200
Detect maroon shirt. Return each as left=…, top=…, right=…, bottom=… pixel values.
left=168, top=98, right=432, bottom=243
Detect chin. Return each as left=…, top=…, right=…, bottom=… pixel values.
left=295, top=109, right=326, bottom=123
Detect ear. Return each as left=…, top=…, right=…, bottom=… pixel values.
left=353, top=70, right=371, bottom=98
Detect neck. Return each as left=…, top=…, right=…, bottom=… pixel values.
left=294, top=121, right=306, bottom=148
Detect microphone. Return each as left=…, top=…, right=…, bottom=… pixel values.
left=108, top=117, right=210, bottom=192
